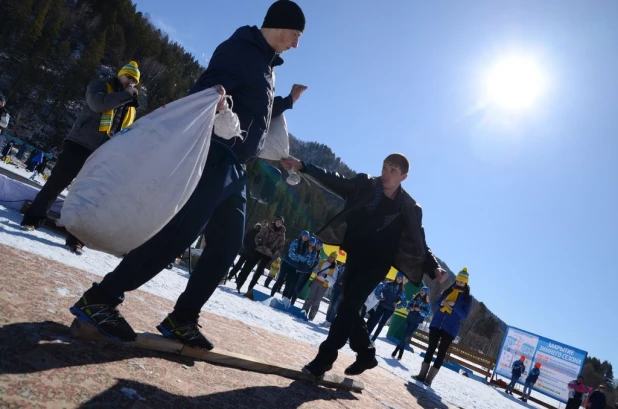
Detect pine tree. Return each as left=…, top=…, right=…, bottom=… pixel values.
left=21, top=0, right=51, bottom=49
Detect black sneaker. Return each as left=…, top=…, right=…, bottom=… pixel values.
left=302, top=361, right=332, bottom=379
left=344, top=357, right=378, bottom=376
left=70, top=285, right=136, bottom=342
left=157, top=313, right=214, bottom=350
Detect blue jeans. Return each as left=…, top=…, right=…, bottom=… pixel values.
left=506, top=375, right=520, bottom=393
left=97, top=141, right=247, bottom=322
left=522, top=381, right=534, bottom=399
left=366, top=306, right=395, bottom=340
left=397, top=320, right=421, bottom=349
left=325, top=282, right=342, bottom=323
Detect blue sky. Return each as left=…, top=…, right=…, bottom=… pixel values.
left=134, top=1, right=618, bottom=370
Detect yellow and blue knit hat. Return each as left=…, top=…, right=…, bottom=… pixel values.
left=118, top=61, right=140, bottom=84
left=456, top=267, right=469, bottom=284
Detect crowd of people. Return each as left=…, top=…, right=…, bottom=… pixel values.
left=1, top=1, right=607, bottom=406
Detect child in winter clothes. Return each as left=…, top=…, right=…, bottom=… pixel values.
left=366, top=273, right=407, bottom=341
left=264, top=257, right=281, bottom=289
left=520, top=362, right=541, bottom=401
left=414, top=268, right=472, bottom=386
left=505, top=355, right=527, bottom=395
left=392, top=286, right=431, bottom=360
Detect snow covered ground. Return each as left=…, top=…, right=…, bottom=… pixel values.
left=0, top=203, right=559, bottom=409
left=0, top=159, right=65, bottom=193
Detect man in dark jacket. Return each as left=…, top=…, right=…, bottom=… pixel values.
left=71, top=1, right=307, bottom=350
left=588, top=385, right=607, bottom=409
left=281, top=153, right=448, bottom=377
left=20, top=61, right=142, bottom=254
left=227, top=222, right=263, bottom=281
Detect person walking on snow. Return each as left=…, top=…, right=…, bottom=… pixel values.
left=240, top=216, right=286, bottom=293
left=270, top=229, right=310, bottom=297
left=505, top=355, right=527, bottom=395
left=20, top=61, right=142, bottom=254
left=392, top=286, right=431, bottom=360
left=227, top=222, right=263, bottom=282
left=520, top=362, right=541, bottom=402
left=366, top=273, right=407, bottom=341
left=281, top=153, right=447, bottom=378
left=414, top=268, right=472, bottom=386
left=70, top=1, right=307, bottom=350
left=301, top=251, right=339, bottom=321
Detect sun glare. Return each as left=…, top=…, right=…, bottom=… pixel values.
left=485, top=56, right=546, bottom=111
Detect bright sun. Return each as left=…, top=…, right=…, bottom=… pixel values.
left=485, top=56, right=546, bottom=111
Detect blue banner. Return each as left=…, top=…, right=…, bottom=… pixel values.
left=494, top=326, right=587, bottom=403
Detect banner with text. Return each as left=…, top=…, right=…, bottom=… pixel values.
left=494, top=326, right=587, bottom=403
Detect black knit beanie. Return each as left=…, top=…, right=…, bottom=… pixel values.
left=262, top=1, right=305, bottom=33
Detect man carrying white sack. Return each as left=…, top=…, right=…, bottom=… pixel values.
left=70, top=0, right=308, bottom=349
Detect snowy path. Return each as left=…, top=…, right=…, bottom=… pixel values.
left=0, top=204, right=546, bottom=409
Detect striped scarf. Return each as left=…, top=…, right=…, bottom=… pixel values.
left=99, top=82, right=136, bottom=135
left=440, top=288, right=463, bottom=314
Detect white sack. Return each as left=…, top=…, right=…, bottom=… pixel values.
left=59, top=87, right=220, bottom=256
left=258, top=113, right=289, bottom=160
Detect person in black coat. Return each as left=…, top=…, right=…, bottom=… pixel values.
left=227, top=222, right=263, bottom=281
left=282, top=153, right=448, bottom=378
left=588, top=385, right=607, bottom=409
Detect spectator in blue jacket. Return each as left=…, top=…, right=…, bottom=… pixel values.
left=414, top=268, right=472, bottom=386
left=288, top=236, right=319, bottom=305
left=392, top=286, right=431, bottom=360
left=71, top=1, right=307, bottom=350
left=505, top=355, right=527, bottom=395
left=366, top=273, right=407, bottom=341
left=270, top=230, right=310, bottom=297
left=520, top=362, right=542, bottom=402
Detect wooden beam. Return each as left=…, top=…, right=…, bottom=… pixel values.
left=70, top=319, right=364, bottom=392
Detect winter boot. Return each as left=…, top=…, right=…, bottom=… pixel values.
left=70, top=284, right=136, bottom=342
left=344, top=357, right=379, bottom=376
left=424, top=366, right=440, bottom=386
left=391, top=347, right=399, bottom=358
left=157, top=313, right=214, bottom=350
left=397, top=348, right=404, bottom=360
left=413, top=362, right=430, bottom=382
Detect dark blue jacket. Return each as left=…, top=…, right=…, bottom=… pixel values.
left=525, top=367, right=540, bottom=384
left=374, top=282, right=407, bottom=311
left=429, top=290, right=472, bottom=338
left=512, top=360, right=526, bottom=377
left=406, top=297, right=432, bottom=324
left=189, top=25, right=293, bottom=163
left=284, top=238, right=312, bottom=269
